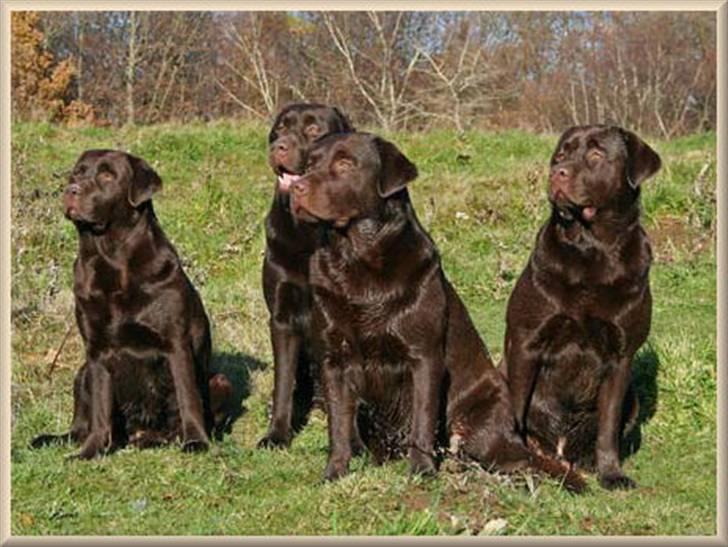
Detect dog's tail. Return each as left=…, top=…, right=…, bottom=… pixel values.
left=459, top=429, right=587, bottom=494
left=526, top=451, right=587, bottom=494
left=29, top=432, right=74, bottom=449
left=209, top=372, right=236, bottom=440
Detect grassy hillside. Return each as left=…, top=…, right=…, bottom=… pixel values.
left=10, top=121, right=716, bottom=535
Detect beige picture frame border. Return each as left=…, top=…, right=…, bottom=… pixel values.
left=0, top=1, right=725, bottom=544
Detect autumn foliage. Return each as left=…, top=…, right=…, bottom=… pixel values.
left=10, top=11, right=716, bottom=135
left=11, top=12, right=94, bottom=125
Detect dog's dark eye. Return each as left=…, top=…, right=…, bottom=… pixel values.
left=333, top=158, right=354, bottom=172
left=587, top=149, right=604, bottom=162
left=331, top=150, right=355, bottom=174
left=97, top=170, right=114, bottom=183
left=304, top=124, right=321, bottom=138
left=553, top=152, right=566, bottom=163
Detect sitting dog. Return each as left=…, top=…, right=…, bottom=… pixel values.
left=31, top=150, right=231, bottom=456
left=258, top=103, right=354, bottom=448
left=502, top=125, right=661, bottom=489
left=289, top=132, right=584, bottom=491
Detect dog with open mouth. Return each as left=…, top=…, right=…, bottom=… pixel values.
left=258, top=103, right=355, bottom=449
left=289, top=132, right=585, bottom=491
left=502, top=125, right=661, bottom=489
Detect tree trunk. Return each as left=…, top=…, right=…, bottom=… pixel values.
left=125, top=11, right=138, bottom=126
left=75, top=13, right=84, bottom=102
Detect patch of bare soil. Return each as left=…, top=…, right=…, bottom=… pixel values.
left=647, top=215, right=713, bottom=263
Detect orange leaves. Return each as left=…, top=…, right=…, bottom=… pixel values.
left=11, top=11, right=94, bottom=125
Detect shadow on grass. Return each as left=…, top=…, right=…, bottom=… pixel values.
left=209, top=351, right=267, bottom=440
left=621, top=342, right=660, bottom=461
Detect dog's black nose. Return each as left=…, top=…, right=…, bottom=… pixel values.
left=66, top=183, right=81, bottom=195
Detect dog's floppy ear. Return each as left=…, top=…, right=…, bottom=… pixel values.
left=373, top=137, right=418, bottom=198
left=127, top=154, right=162, bottom=207
left=621, top=129, right=661, bottom=188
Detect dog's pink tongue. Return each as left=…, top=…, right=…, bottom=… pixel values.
left=278, top=173, right=300, bottom=192
left=582, top=206, right=597, bottom=221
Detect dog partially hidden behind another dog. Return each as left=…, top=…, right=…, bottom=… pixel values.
left=502, top=125, right=661, bottom=489
left=258, top=103, right=355, bottom=449
left=31, top=150, right=232, bottom=457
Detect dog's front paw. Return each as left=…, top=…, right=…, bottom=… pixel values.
left=324, top=458, right=349, bottom=482
left=73, top=432, right=111, bottom=459
left=257, top=430, right=291, bottom=449
left=599, top=471, right=637, bottom=490
left=181, top=438, right=209, bottom=453
left=409, top=452, right=437, bottom=477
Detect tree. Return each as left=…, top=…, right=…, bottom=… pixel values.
left=11, top=11, right=92, bottom=124
left=320, top=12, right=424, bottom=131
left=12, top=11, right=717, bottom=135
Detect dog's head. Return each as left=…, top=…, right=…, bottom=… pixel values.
left=268, top=103, right=354, bottom=193
left=63, top=149, right=162, bottom=231
left=289, top=132, right=417, bottom=228
left=548, top=125, right=661, bottom=222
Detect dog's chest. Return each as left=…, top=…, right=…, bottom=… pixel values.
left=556, top=282, right=641, bottom=320
left=352, top=287, right=411, bottom=331
left=319, top=276, right=416, bottom=368
left=316, top=253, right=412, bottom=325
left=539, top=225, right=651, bottom=315
left=537, top=311, right=623, bottom=363
left=536, top=250, right=650, bottom=325
left=74, top=257, right=165, bottom=352
left=345, top=329, right=414, bottom=408
left=344, top=294, right=413, bottom=363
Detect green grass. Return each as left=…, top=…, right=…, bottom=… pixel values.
left=10, top=121, right=717, bottom=536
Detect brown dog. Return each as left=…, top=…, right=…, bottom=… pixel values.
left=258, top=103, right=355, bottom=448
left=290, top=132, right=584, bottom=491
left=31, top=150, right=231, bottom=456
left=502, top=125, right=661, bottom=489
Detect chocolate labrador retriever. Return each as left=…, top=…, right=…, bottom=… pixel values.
left=258, top=103, right=354, bottom=448
left=31, top=149, right=231, bottom=456
left=502, top=125, right=661, bottom=489
left=290, top=132, right=584, bottom=491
